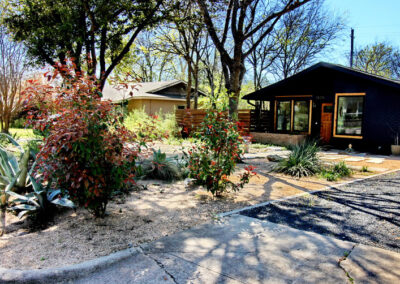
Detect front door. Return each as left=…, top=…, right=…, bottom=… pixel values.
left=320, top=103, right=333, bottom=143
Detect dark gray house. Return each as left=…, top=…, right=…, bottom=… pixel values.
left=243, top=62, right=400, bottom=154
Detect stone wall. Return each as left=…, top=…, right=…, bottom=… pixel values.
left=250, top=132, right=307, bottom=147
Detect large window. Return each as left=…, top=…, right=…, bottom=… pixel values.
left=276, top=101, right=291, bottom=131
left=275, top=98, right=312, bottom=133
left=293, top=101, right=310, bottom=132
left=334, top=93, right=365, bottom=138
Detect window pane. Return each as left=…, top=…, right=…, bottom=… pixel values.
left=336, top=96, right=364, bottom=136
left=293, top=101, right=309, bottom=132
left=277, top=101, right=291, bottom=131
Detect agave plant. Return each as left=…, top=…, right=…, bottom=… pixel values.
left=0, top=133, right=26, bottom=235
left=6, top=163, right=75, bottom=220
left=0, top=134, right=74, bottom=235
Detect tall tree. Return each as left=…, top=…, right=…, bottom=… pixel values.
left=156, top=1, right=207, bottom=109
left=271, top=0, right=344, bottom=79
left=5, top=0, right=168, bottom=90
left=246, top=34, right=278, bottom=90
left=196, top=0, right=311, bottom=116
left=112, top=31, right=179, bottom=82
left=199, top=36, right=224, bottom=104
left=354, top=42, right=400, bottom=79
left=0, top=27, right=28, bottom=133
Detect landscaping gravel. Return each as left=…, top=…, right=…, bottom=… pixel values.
left=241, top=171, right=400, bottom=252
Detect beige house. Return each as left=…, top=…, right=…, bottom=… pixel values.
left=102, top=80, right=204, bottom=115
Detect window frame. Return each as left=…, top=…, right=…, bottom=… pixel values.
left=275, top=100, right=292, bottom=132
left=274, top=96, right=313, bottom=135
left=333, top=93, right=365, bottom=139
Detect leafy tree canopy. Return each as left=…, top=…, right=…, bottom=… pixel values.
left=4, top=0, right=171, bottom=89
left=354, top=42, right=400, bottom=79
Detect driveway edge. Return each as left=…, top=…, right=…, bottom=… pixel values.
left=0, top=247, right=139, bottom=283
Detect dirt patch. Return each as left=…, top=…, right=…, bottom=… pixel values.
left=1, top=145, right=398, bottom=270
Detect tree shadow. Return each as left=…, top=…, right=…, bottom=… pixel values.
left=241, top=172, right=400, bottom=253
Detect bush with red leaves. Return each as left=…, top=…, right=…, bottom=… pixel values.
left=23, top=60, right=139, bottom=217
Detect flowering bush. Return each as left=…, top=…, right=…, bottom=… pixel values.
left=187, top=109, right=256, bottom=196
left=24, top=60, right=139, bottom=217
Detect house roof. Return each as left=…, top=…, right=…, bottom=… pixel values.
left=102, top=79, right=205, bottom=103
left=243, top=62, right=400, bottom=100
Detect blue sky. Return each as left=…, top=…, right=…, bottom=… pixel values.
left=324, top=0, right=400, bottom=65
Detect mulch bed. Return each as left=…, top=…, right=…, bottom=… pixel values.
left=241, top=171, right=400, bottom=252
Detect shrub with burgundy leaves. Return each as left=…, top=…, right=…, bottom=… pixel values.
left=24, top=60, right=139, bottom=217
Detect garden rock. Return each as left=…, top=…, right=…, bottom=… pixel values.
left=184, top=178, right=196, bottom=189
left=267, top=154, right=284, bottom=162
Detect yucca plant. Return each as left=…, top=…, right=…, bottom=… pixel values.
left=142, top=149, right=181, bottom=181
left=275, top=140, right=321, bottom=178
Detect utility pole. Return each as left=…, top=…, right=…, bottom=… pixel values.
left=350, top=28, right=354, bottom=68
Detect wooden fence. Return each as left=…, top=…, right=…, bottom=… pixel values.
left=175, top=109, right=251, bottom=135
left=250, top=109, right=273, bottom=132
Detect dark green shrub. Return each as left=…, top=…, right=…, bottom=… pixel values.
left=11, top=118, right=26, bottom=128
left=275, top=140, right=321, bottom=178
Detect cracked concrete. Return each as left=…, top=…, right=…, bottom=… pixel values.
left=338, top=244, right=357, bottom=284
left=72, top=215, right=357, bottom=283
left=142, top=252, right=179, bottom=284
left=340, top=244, right=400, bottom=284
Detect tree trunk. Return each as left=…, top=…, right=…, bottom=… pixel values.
left=0, top=207, right=5, bottom=236
left=193, top=64, right=199, bottom=109
left=186, top=63, right=192, bottom=109
left=225, top=63, right=243, bottom=119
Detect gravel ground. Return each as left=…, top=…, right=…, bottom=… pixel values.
left=241, top=171, right=400, bottom=252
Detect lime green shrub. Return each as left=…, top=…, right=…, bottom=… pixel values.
left=124, top=108, right=180, bottom=141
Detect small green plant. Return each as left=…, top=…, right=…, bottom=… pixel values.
left=320, top=170, right=340, bottom=181
left=275, top=140, right=321, bottom=178
left=320, top=161, right=352, bottom=181
left=361, top=166, right=369, bottom=172
left=141, top=149, right=182, bottom=181
left=333, top=161, right=352, bottom=177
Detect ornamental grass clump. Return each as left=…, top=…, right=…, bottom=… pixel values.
left=24, top=60, right=139, bottom=217
left=275, top=140, right=321, bottom=178
left=141, top=149, right=181, bottom=181
left=187, top=109, right=256, bottom=196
